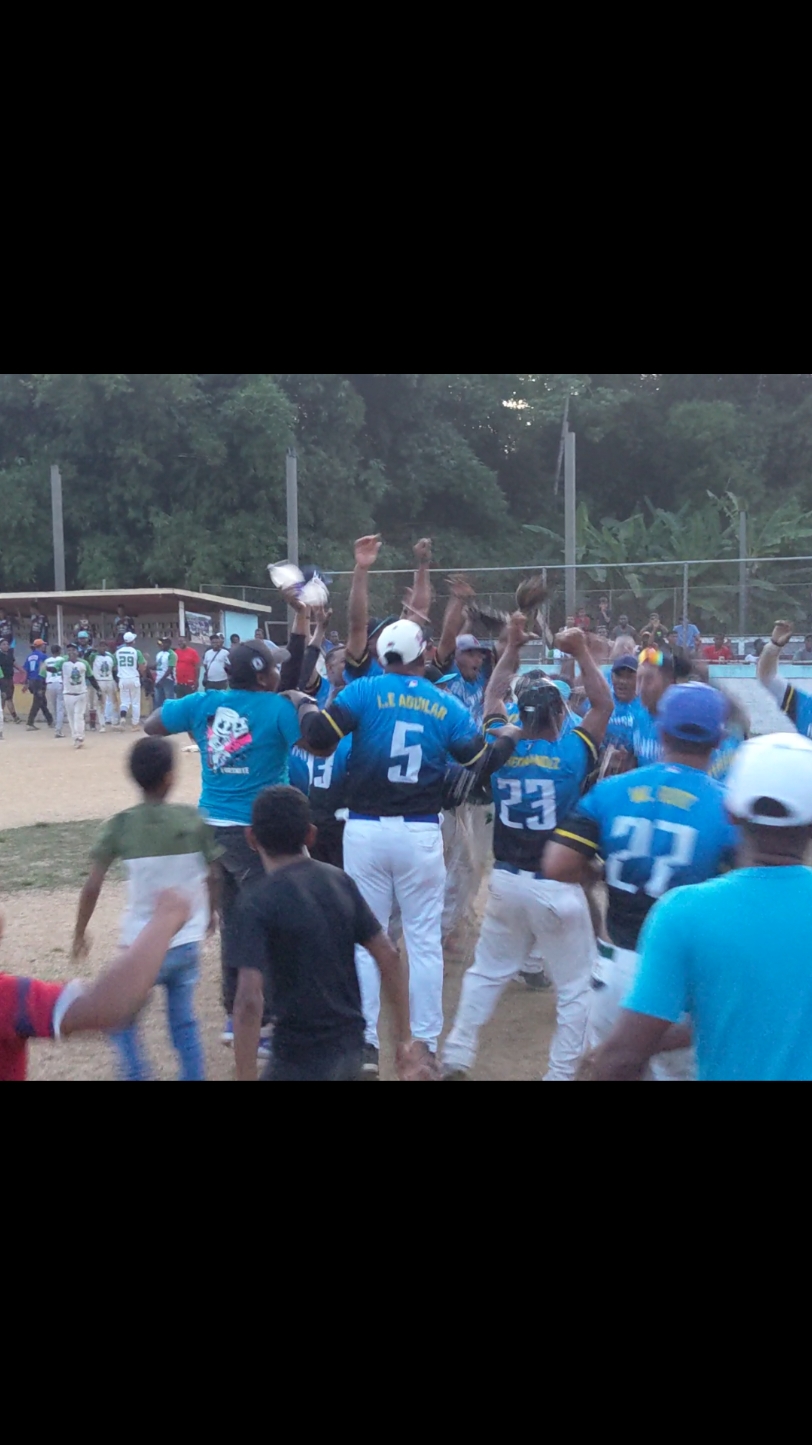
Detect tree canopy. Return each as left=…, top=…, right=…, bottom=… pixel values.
left=2, top=374, right=812, bottom=612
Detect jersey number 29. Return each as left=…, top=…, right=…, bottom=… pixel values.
left=388, top=722, right=424, bottom=784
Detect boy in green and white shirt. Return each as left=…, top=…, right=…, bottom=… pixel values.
left=72, top=736, right=222, bottom=1081
left=116, top=631, right=146, bottom=728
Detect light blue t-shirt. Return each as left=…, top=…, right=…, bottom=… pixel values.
left=626, top=868, right=812, bottom=1081
left=442, top=664, right=486, bottom=729
left=674, top=622, right=701, bottom=650
left=633, top=698, right=743, bottom=779
left=161, top=688, right=301, bottom=825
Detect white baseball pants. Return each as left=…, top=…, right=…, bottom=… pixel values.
left=588, top=943, right=696, bottom=1082
left=63, top=693, right=87, bottom=743
left=46, top=683, right=65, bottom=734
left=119, top=682, right=141, bottom=725
left=441, top=802, right=493, bottom=937
left=343, top=817, right=446, bottom=1051
left=96, top=679, right=117, bottom=728
left=443, top=866, right=595, bottom=1080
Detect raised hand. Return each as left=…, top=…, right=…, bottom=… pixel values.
left=507, top=611, right=536, bottom=651
left=771, top=620, right=795, bottom=649
left=413, top=537, right=433, bottom=564
left=554, top=627, right=588, bottom=658
left=354, top=535, right=383, bottom=571
left=446, top=573, right=476, bottom=601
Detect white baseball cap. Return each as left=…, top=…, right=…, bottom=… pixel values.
left=123, top=632, right=137, bottom=643
left=377, top=619, right=426, bottom=666
left=726, top=732, right=812, bottom=827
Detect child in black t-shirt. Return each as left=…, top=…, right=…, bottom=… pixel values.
left=232, top=787, right=433, bottom=1082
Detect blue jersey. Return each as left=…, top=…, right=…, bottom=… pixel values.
left=583, top=688, right=636, bottom=750
left=161, top=689, right=300, bottom=826
left=488, top=720, right=598, bottom=871
left=324, top=674, right=485, bottom=817
left=554, top=761, right=738, bottom=951
left=631, top=701, right=661, bottom=765
left=344, top=654, right=385, bottom=686
left=290, top=736, right=352, bottom=821
left=781, top=683, right=812, bottom=739
left=441, top=666, right=486, bottom=729
left=25, top=649, right=46, bottom=684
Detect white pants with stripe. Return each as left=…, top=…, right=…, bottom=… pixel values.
left=343, top=817, right=446, bottom=1052
left=46, top=683, right=65, bottom=733
left=588, top=943, right=696, bottom=1082
left=119, top=681, right=141, bottom=725
left=443, top=866, right=595, bottom=1080
left=63, top=692, right=87, bottom=743
left=441, top=802, right=493, bottom=937
left=96, top=679, right=117, bottom=727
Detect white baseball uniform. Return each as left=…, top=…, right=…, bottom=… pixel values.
left=92, top=652, right=118, bottom=728
left=43, top=654, right=66, bottom=735
left=61, top=658, right=90, bottom=743
left=116, top=645, right=144, bottom=725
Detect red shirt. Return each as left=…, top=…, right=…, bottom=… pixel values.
left=0, top=975, right=67, bottom=1081
left=703, top=644, right=733, bottom=661
left=174, top=646, right=201, bottom=687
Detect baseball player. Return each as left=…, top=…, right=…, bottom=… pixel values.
left=116, top=632, right=146, bottom=728
left=545, top=683, right=738, bottom=1081
left=757, top=619, right=812, bottom=737
left=24, top=640, right=53, bottom=730
left=297, top=618, right=518, bottom=1076
left=42, top=644, right=67, bottom=738
left=92, top=641, right=118, bottom=730
left=441, top=616, right=614, bottom=1081
left=61, top=644, right=91, bottom=749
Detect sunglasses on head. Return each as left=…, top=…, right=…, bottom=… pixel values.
left=639, top=648, right=665, bottom=667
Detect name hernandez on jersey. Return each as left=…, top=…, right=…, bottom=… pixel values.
left=552, top=762, right=738, bottom=951
left=300, top=674, right=494, bottom=818
left=486, top=715, right=599, bottom=872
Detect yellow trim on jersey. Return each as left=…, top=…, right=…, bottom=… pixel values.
left=460, top=744, right=488, bottom=769
left=554, top=829, right=599, bottom=851
left=325, top=713, right=345, bottom=741
left=782, top=685, right=795, bottom=716
left=573, top=728, right=599, bottom=764
left=346, top=649, right=369, bottom=668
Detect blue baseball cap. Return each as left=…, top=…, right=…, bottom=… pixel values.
left=657, top=683, right=727, bottom=746
left=552, top=678, right=572, bottom=701
left=611, top=654, right=638, bottom=674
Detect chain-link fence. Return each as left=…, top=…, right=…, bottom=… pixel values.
left=204, top=556, right=812, bottom=650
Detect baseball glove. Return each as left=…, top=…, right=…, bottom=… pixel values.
left=515, top=575, right=549, bottom=613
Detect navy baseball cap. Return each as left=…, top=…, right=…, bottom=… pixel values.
left=657, top=683, right=727, bottom=746
left=611, top=654, right=638, bottom=674
left=368, top=615, right=399, bottom=639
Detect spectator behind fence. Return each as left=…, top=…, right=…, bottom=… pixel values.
left=795, top=635, right=812, bottom=663
left=745, top=639, right=766, bottom=663
left=673, top=616, right=701, bottom=654
left=596, top=595, right=612, bottom=629
left=612, top=614, right=637, bottom=642
left=703, top=635, right=734, bottom=662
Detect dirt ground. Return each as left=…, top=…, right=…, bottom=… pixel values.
left=0, top=719, right=556, bottom=1082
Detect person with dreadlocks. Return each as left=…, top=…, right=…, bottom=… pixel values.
left=441, top=615, right=613, bottom=1081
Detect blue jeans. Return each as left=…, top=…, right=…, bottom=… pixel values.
left=113, top=942, right=205, bottom=1082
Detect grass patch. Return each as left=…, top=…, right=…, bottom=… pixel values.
left=0, top=820, right=125, bottom=893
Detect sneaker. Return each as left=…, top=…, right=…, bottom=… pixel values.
left=221, top=1016, right=234, bottom=1047
left=257, top=1029, right=273, bottom=1063
left=12, top=715, right=21, bottom=724
left=442, top=1066, right=470, bottom=1081
left=26, top=724, right=39, bottom=731
left=361, top=1043, right=380, bottom=1079
left=521, top=970, right=553, bottom=992
left=74, top=739, right=84, bottom=750
left=55, top=731, right=63, bottom=739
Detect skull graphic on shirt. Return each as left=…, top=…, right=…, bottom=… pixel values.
left=207, top=707, right=252, bottom=772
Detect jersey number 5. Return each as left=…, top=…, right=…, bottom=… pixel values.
left=388, top=722, right=424, bottom=784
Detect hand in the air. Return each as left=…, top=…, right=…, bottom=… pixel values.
left=554, top=627, right=588, bottom=659
left=413, top=538, right=433, bottom=564
left=507, top=611, right=536, bottom=650
left=446, top=574, right=475, bottom=601
left=355, top=535, right=382, bottom=571
left=771, top=620, right=794, bottom=649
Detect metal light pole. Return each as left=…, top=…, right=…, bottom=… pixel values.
left=564, top=427, right=577, bottom=621
left=51, top=464, right=66, bottom=645
left=739, top=510, right=748, bottom=642
left=286, top=448, right=299, bottom=629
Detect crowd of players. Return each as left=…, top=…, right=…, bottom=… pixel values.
left=5, top=540, right=812, bottom=1083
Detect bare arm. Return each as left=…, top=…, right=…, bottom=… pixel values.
left=758, top=622, right=793, bottom=702
left=437, top=575, right=475, bottom=668
left=364, top=929, right=438, bottom=1081
left=402, top=538, right=433, bottom=625
left=483, top=612, right=534, bottom=719
left=206, top=863, right=220, bottom=936
left=72, top=861, right=110, bottom=958
left=347, top=535, right=382, bottom=662
left=580, top=1010, right=673, bottom=1081
left=234, top=967, right=263, bottom=1081
left=61, top=891, right=191, bottom=1036
left=557, top=628, right=613, bottom=747
left=543, top=840, right=591, bottom=888
left=143, top=708, right=170, bottom=737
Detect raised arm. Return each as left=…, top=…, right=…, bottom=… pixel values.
left=483, top=612, right=534, bottom=720
left=61, top=890, right=191, bottom=1036
left=402, top=538, right=433, bottom=627
left=437, top=575, right=476, bottom=669
left=557, top=628, right=613, bottom=748
left=347, top=535, right=382, bottom=663
left=758, top=620, right=794, bottom=705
